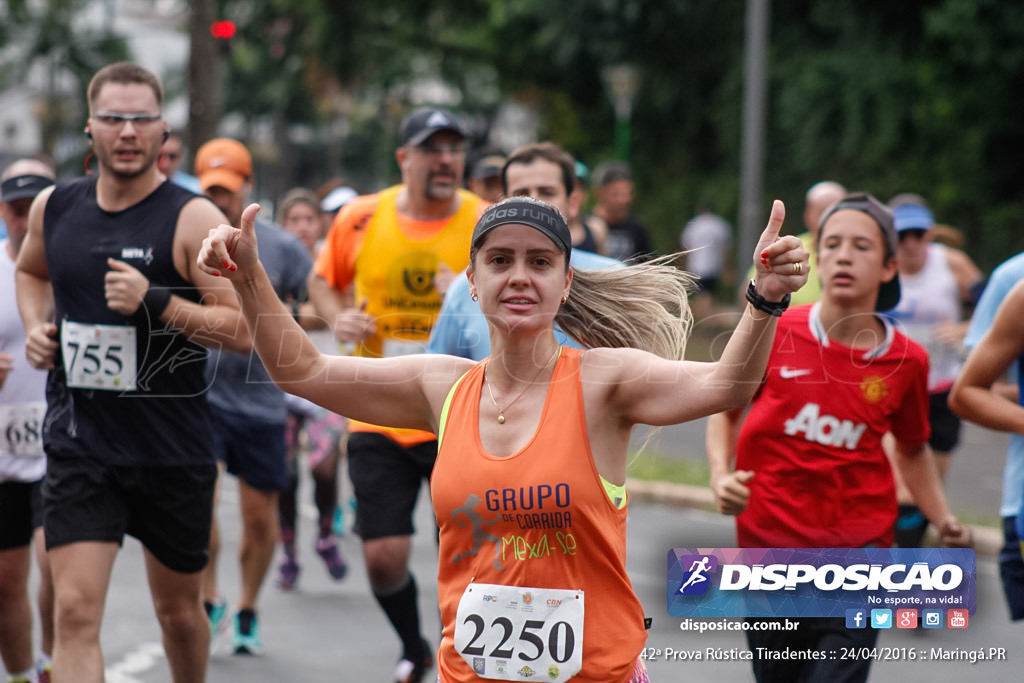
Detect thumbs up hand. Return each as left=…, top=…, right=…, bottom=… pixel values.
left=198, top=203, right=261, bottom=280
left=751, top=200, right=808, bottom=302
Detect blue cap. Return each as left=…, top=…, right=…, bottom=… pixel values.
left=893, top=203, right=934, bottom=232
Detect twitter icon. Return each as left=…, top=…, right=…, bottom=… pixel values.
left=870, top=609, right=892, bottom=629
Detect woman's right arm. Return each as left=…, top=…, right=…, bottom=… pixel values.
left=199, top=204, right=470, bottom=431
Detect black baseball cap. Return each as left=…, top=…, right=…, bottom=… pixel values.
left=1, top=174, right=53, bottom=202
left=472, top=197, right=572, bottom=258
left=470, top=154, right=506, bottom=180
left=400, top=108, right=465, bottom=147
left=818, top=192, right=900, bottom=312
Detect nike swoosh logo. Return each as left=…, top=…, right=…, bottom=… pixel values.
left=16, top=177, right=31, bottom=186
left=779, top=367, right=812, bottom=379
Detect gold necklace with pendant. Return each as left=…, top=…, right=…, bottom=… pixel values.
left=484, top=347, right=560, bottom=424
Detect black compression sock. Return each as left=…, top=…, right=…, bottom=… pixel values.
left=894, top=503, right=930, bottom=547
left=373, top=575, right=424, bottom=662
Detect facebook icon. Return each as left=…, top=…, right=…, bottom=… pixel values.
left=845, top=609, right=866, bottom=629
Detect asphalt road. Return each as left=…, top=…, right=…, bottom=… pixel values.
left=23, top=472, right=1019, bottom=683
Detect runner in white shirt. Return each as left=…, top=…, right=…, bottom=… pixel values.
left=886, top=197, right=983, bottom=546
left=0, top=159, right=55, bottom=683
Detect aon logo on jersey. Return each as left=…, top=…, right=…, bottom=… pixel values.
left=784, top=403, right=866, bottom=450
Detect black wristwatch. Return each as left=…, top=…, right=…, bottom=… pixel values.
left=746, top=280, right=791, bottom=317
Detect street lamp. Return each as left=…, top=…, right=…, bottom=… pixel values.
left=602, top=64, right=640, bottom=161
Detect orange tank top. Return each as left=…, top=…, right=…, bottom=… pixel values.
left=431, top=347, right=647, bottom=683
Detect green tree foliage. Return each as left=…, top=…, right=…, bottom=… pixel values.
left=0, top=0, right=130, bottom=165
left=763, top=0, right=1024, bottom=269
left=10, top=0, right=1018, bottom=271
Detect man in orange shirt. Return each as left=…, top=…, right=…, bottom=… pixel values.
left=308, top=108, right=486, bottom=683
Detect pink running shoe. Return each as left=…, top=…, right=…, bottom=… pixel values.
left=276, top=555, right=300, bottom=590
left=315, top=536, right=348, bottom=580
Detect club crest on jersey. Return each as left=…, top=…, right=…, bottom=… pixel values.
left=860, top=375, right=889, bottom=403
left=784, top=403, right=866, bottom=450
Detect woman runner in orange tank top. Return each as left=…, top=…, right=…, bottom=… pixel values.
left=198, top=195, right=809, bottom=682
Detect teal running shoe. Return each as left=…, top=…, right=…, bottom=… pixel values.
left=204, top=598, right=228, bottom=637
left=232, top=609, right=263, bottom=655
left=332, top=504, right=345, bottom=536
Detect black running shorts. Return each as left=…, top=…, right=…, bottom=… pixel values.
left=43, top=450, right=217, bottom=573
left=929, top=390, right=961, bottom=453
left=209, top=404, right=288, bottom=492
left=0, top=480, right=39, bottom=550
left=347, top=432, right=436, bottom=540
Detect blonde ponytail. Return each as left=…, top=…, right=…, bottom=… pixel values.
left=556, top=254, right=696, bottom=360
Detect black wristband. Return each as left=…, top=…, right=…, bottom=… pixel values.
left=142, top=286, right=172, bottom=318
left=746, top=280, right=790, bottom=317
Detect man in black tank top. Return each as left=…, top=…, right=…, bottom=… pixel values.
left=14, top=62, right=251, bottom=683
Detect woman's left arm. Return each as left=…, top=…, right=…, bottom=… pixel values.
left=608, top=200, right=808, bottom=426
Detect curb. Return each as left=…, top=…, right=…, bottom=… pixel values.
left=627, top=478, right=1004, bottom=559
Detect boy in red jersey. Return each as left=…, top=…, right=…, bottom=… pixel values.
left=707, top=193, right=971, bottom=683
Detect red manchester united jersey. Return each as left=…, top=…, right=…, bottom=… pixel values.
left=736, top=303, right=930, bottom=549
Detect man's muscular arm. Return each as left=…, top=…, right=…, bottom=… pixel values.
left=15, top=186, right=58, bottom=369
left=165, top=198, right=252, bottom=353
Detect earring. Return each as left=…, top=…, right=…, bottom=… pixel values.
left=561, top=294, right=569, bottom=304
left=471, top=290, right=479, bottom=302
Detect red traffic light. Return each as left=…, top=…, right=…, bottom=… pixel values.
left=210, top=20, right=236, bottom=39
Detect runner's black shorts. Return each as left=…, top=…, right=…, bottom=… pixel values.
left=43, top=450, right=217, bottom=573
left=209, top=404, right=288, bottom=491
left=347, top=432, right=436, bottom=540
left=0, top=479, right=43, bottom=550
left=929, top=389, right=961, bottom=453
left=1000, top=516, right=1024, bottom=621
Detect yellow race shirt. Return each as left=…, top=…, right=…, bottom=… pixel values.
left=315, top=185, right=486, bottom=445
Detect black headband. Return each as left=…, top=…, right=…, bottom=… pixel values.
left=1, top=174, right=53, bottom=202
left=471, top=197, right=572, bottom=257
